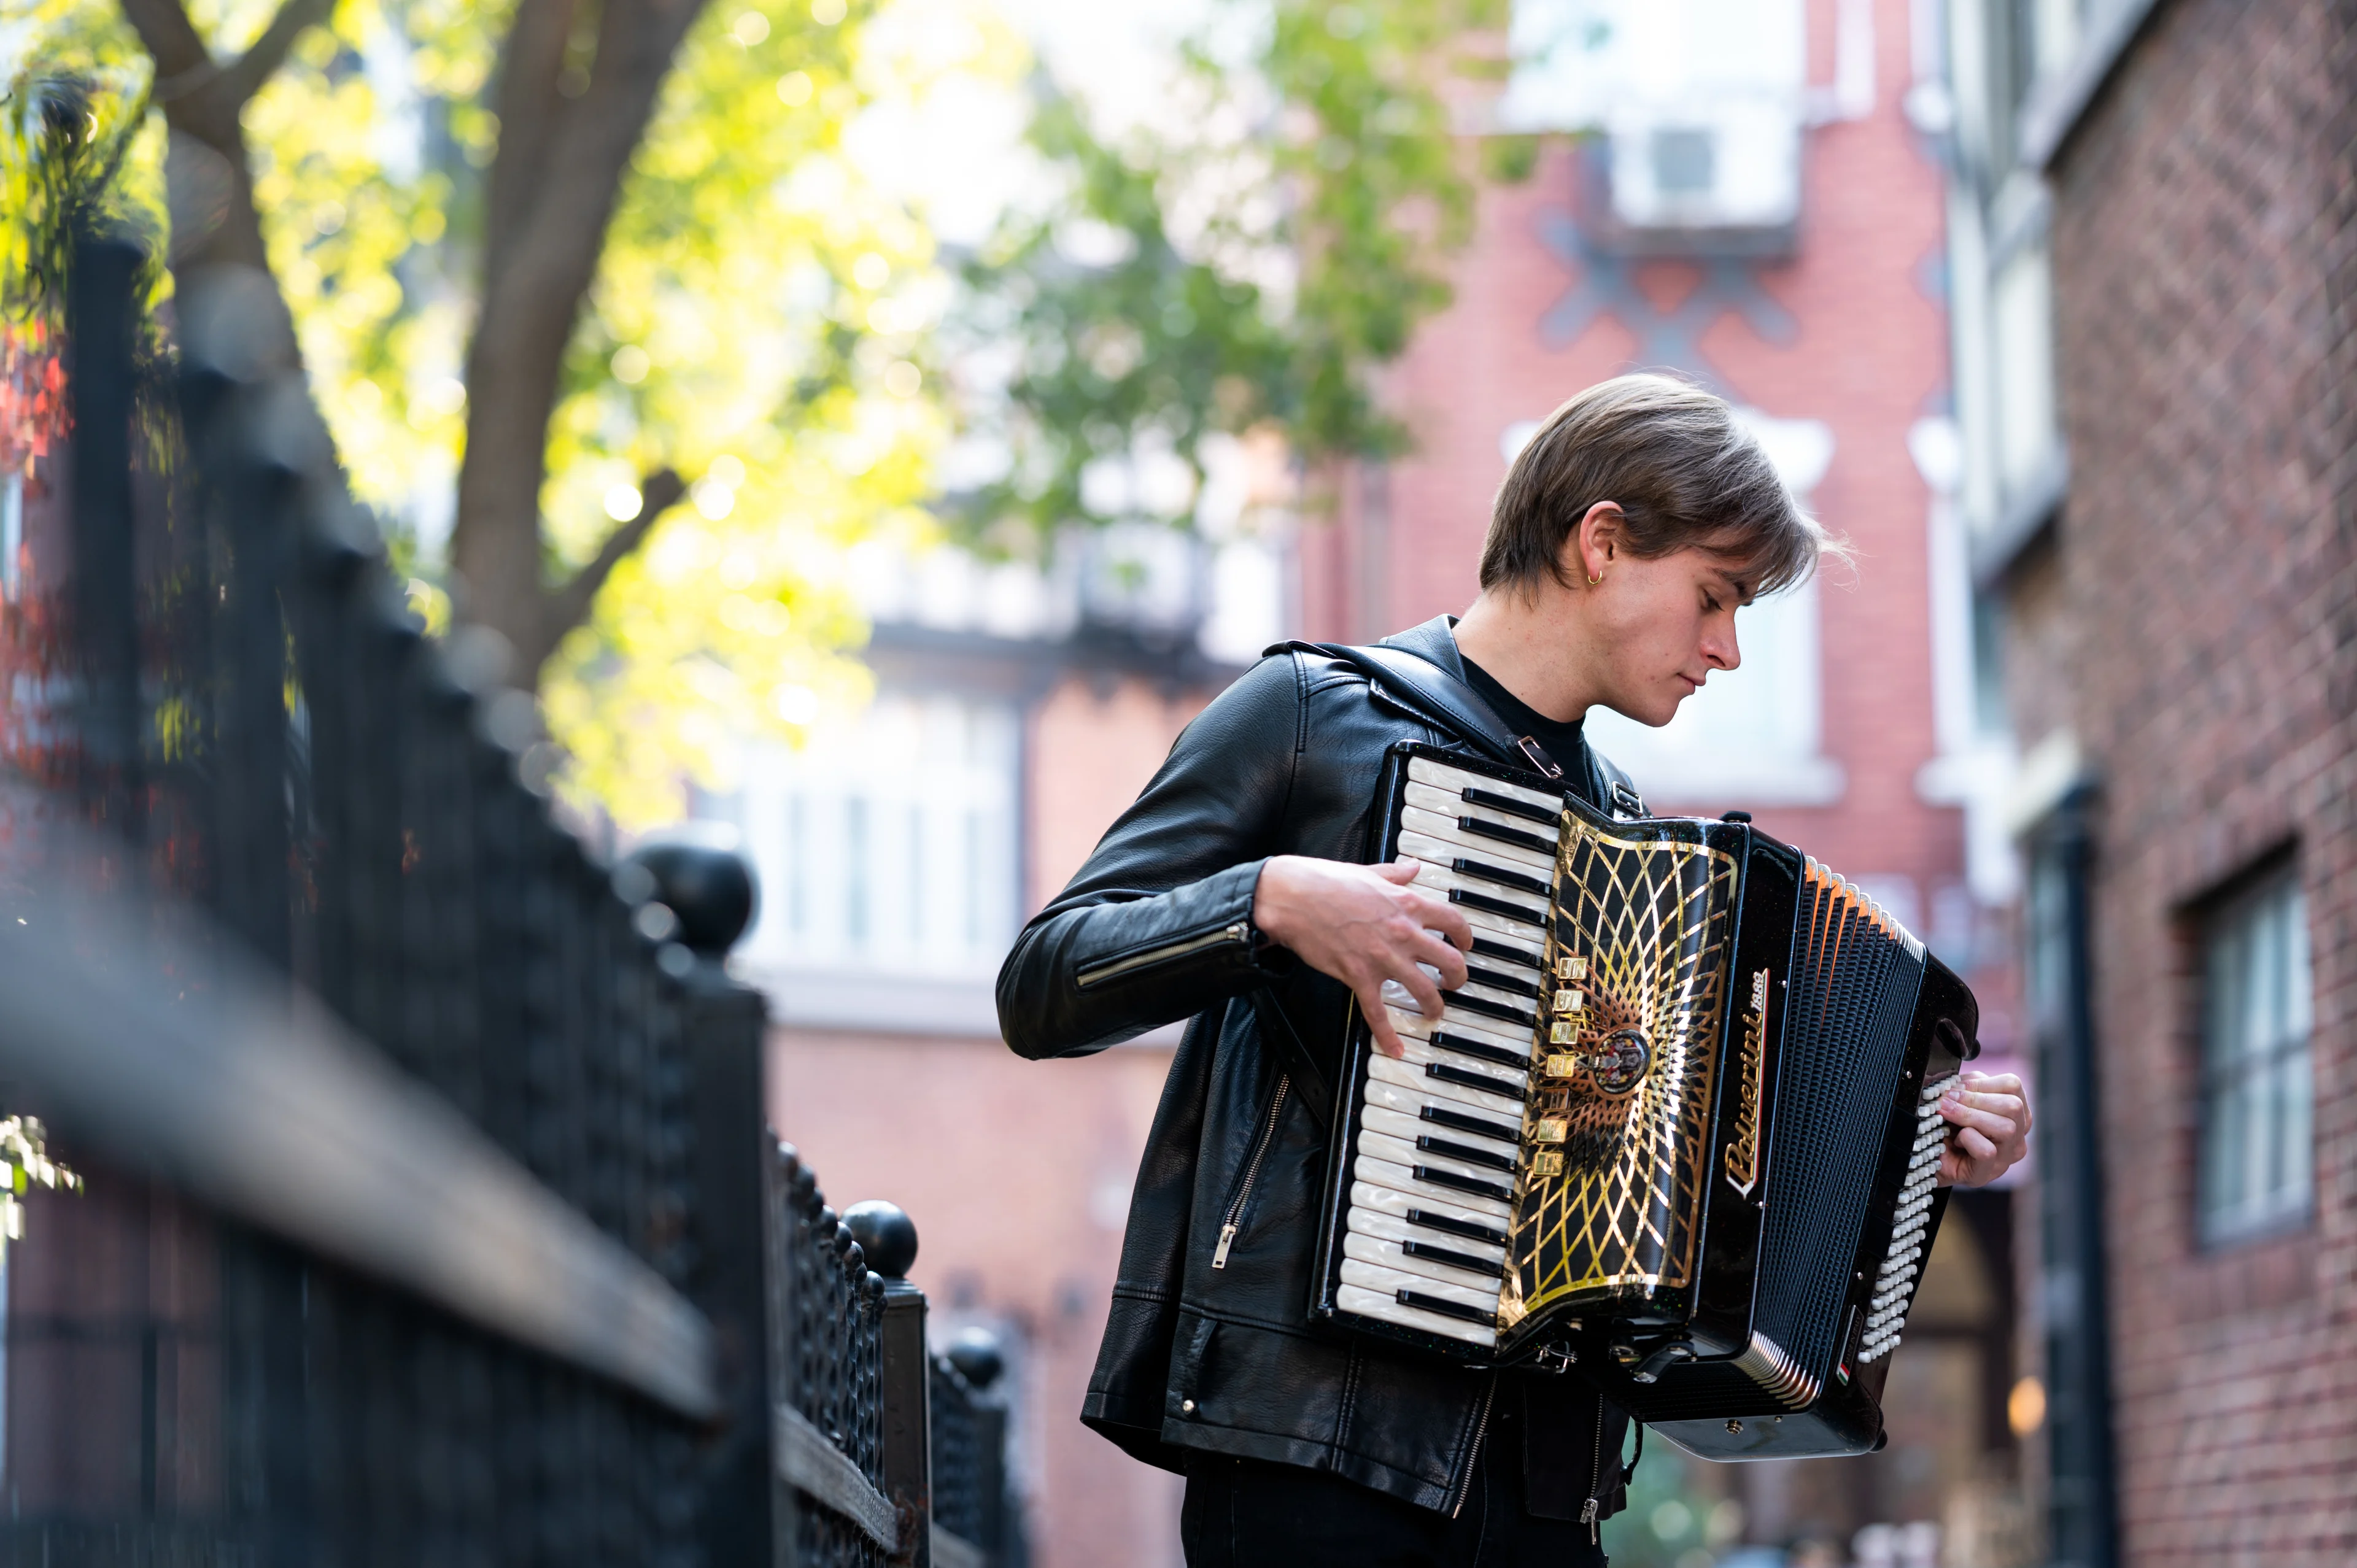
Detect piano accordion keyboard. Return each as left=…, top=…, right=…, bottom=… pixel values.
left=1335, top=756, right=1563, bottom=1348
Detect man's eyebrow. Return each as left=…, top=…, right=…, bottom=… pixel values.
left=1717, top=570, right=1756, bottom=606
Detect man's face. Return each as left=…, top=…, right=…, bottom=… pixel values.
left=1573, top=541, right=1750, bottom=727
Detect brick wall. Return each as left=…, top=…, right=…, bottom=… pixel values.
left=2038, top=0, right=2357, bottom=1560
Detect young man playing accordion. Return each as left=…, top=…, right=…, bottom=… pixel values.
left=997, top=374, right=2031, bottom=1567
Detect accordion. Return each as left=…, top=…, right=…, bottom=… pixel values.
left=1307, top=743, right=1980, bottom=1460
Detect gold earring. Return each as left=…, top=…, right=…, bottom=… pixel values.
left=1587, top=570, right=1603, bottom=586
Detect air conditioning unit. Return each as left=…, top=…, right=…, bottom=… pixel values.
left=1588, top=99, right=1803, bottom=256
left=1495, top=0, right=1808, bottom=257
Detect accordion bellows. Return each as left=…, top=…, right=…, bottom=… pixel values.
left=1307, top=744, right=1980, bottom=1460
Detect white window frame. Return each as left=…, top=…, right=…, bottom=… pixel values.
left=729, top=691, right=1023, bottom=1036
left=2196, top=865, right=2314, bottom=1245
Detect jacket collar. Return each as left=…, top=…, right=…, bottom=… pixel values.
left=1377, top=614, right=1470, bottom=678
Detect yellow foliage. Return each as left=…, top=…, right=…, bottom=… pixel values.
left=217, top=0, right=1019, bottom=825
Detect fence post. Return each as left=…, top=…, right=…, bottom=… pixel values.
left=946, top=1330, right=1011, bottom=1566
left=63, top=231, right=142, bottom=843
left=847, top=1202, right=929, bottom=1567
left=627, top=840, right=769, bottom=1564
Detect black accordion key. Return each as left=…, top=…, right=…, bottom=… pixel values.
left=1418, top=1103, right=1519, bottom=1143
left=1415, top=1135, right=1517, bottom=1173
left=1447, top=887, right=1545, bottom=927
left=1408, top=1208, right=1510, bottom=1248
left=1425, top=1060, right=1523, bottom=1100
left=1411, top=1165, right=1513, bottom=1204
left=1403, top=1240, right=1506, bottom=1279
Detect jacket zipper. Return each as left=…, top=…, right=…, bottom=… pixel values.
left=1577, top=1396, right=1607, bottom=1543
left=1211, top=1075, right=1289, bottom=1268
left=1076, top=921, right=1251, bottom=991
left=1446, top=1375, right=1497, bottom=1518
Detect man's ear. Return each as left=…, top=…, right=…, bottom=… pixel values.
left=1574, top=501, right=1625, bottom=577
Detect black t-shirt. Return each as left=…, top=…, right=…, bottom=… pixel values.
left=1457, top=651, right=1589, bottom=780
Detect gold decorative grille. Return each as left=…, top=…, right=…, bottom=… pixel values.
left=1499, top=817, right=1736, bottom=1329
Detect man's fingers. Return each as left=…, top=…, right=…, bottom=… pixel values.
left=1377, top=859, right=1421, bottom=884
left=1962, top=1070, right=2024, bottom=1095
left=1940, top=1095, right=2021, bottom=1142
left=1412, top=931, right=1469, bottom=990
left=1953, top=1126, right=1997, bottom=1161
left=1391, top=959, right=1448, bottom=1022
left=1362, top=986, right=1407, bottom=1058
left=1401, top=887, right=1475, bottom=951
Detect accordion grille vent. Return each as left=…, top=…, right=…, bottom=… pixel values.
left=1750, top=869, right=1925, bottom=1390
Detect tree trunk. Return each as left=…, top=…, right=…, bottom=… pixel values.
left=450, top=0, right=711, bottom=685
left=125, top=0, right=708, bottom=690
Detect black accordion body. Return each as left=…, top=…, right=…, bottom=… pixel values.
left=1309, top=743, right=1980, bottom=1460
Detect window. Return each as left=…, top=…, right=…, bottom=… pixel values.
left=728, top=691, right=1021, bottom=1033
left=1989, top=241, right=2060, bottom=507
left=2197, top=866, right=2313, bottom=1243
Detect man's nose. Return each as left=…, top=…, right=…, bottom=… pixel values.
left=1706, top=626, right=1741, bottom=672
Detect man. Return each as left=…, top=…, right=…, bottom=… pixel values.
left=997, top=375, right=2032, bottom=1566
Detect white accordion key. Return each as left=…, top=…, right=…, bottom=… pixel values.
left=1341, top=1232, right=1503, bottom=1291
left=1352, top=1153, right=1512, bottom=1221
left=1334, top=1284, right=1498, bottom=1347
left=1347, top=1179, right=1512, bottom=1240
left=1344, top=1205, right=1507, bottom=1267
left=1404, top=860, right=1549, bottom=925
left=1396, top=812, right=1556, bottom=875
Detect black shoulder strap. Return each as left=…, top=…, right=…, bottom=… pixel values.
left=1271, top=639, right=1646, bottom=818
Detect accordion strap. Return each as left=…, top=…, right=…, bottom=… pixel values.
left=1269, top=637, right=1646, bottom=818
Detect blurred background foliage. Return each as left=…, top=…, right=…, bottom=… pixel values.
left=6, top=0, right=1527, bottom=826
left=198, top=0, right=976, bottom=824
left=1602, top=1443, right=1748, bottom=1568
left=951, top=0, right=1523, bottom=545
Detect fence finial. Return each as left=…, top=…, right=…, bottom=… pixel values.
left=844, top=1199, right=918, bottom=1280
left=627, top=836, right=756, bottom=954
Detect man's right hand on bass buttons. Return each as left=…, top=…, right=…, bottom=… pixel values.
left=1252, top=855, right=1474, bottom=1059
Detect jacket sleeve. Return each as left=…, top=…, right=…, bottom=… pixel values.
left=996, top=653, right=1305, bottom=1059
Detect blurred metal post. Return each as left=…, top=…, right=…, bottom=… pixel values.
left=973, top=1403, right=1007, bottom=1564
left=946, top=1332, right=1012, bottom=1567
left=63, top=233, right=142, bottom=841
left=2026, top=784, right=2118, bottom=1568
left=628, top=841, right=774, bottom=1562
left=848, top=1202, right=932, bottom=1567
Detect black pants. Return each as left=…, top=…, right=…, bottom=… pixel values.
left=1178, top=1408, right=1609, bottom=1568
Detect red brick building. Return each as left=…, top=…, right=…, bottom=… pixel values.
left=740, top=2, right=2020, bottom=1562
left=1941, top=0, right=2357, bottom=1563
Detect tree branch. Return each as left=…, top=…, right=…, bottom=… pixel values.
left=541, top=468, right=687, bottom=652
left=118, top=0, right=216, bottom=97
left=216, top=0, right=336, bottom=110
left=126, top=0, right=332, bottom=141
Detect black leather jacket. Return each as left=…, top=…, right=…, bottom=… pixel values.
left=997, top=617, right=1635, bottom=1519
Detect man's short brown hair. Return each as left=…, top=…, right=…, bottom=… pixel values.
left=1480, top=373, right=1829, bottom=597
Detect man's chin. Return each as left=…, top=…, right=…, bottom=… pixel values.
left=1634, top=695, right=1686, bottom=727
left=1597, top=693, right=1686, bottom=728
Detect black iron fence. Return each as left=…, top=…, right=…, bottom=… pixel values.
left=0, top=225, right=1020, bottom=1564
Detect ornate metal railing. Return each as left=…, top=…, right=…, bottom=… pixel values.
left=0, top=225, right=1021, bottom=1563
